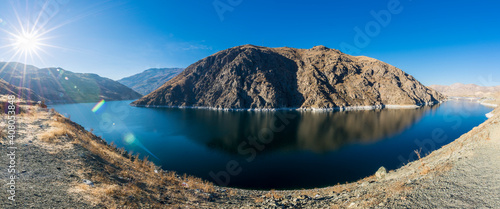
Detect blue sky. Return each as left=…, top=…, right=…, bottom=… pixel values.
left=0, top=0, right=499, bottom=86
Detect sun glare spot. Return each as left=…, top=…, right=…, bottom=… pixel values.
left=14, top=32, right=41, bottom=54
left=124, top=133, right=136, bottom=145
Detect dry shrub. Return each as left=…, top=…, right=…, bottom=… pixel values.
left=413, top=149, right=431, bottom=175
left=39, top=127, right=70, bottom=142
left=38, top=119, right=77, bottom=143
left=227, top=188, right=236, bottom=197
left=180, top=173, right=216, bottom=193
left=331, top=185, right=346, bottom=194
left=265, top=189, right=283, bottom=199
left=253, top=196, right=264, bottom=203
left=420, top=164, right=431, bottom=175
left=429, top=162, right=453, bottom=176
left=386, top=181, right=411, bottom=196
left=73, top=183, right=141, bottom=208
left=0, top=127, right=6, bottom=139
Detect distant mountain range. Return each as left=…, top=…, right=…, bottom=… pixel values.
left=0, top=62, right=142, bottom=103
left=429, top=83, right=500, bottom=97
left=117, top=68, right=184, bottom=95
left=133, top=45, right=445, bottom=109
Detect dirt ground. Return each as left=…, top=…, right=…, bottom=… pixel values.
left=1, top=101, right=499, bottom=208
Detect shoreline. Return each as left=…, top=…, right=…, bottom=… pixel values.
left=130, top=100, right=444, bottom=112
left=4, top=97, right=499, bottom=208
left=480, top=102, right=499, bottom=108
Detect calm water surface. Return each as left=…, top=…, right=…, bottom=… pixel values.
left=51, top=100, right=493, bottom=190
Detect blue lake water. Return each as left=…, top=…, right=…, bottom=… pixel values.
left=51, top=100, right=493, bottom=190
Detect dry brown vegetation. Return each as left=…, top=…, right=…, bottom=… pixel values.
left=0, top=125, right=6, bottom=139
left=31, top=110, right=218, bottom=208
left=38, top=120, right=75, bottom=142
left=264, top=189, right=283, bottom=200
left=414, top=149, right=431, bottom=175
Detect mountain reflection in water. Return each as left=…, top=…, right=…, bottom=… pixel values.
left=52, top=100, right=493, bottom=189
left=174, top=105, right=439, bottom=154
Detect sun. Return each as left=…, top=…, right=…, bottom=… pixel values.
left=13, top=32, right=42, bottom=54
left=0, top=2, right=62, bottom=63
left=2, top=25, right=49, bottom=62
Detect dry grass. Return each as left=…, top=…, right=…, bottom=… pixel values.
left=30, top=111, right=217, bottom=207
left=324, top=184, right=348, bottom=194
left=420, top=165, right=431, bottom=175
left=39, top=127, right=69, bottom=142
left=38, top=119, right=77, bottom=142
left=264, top=189, right=283, bottom=200
left=253, top=196, right=264, bottom=203
left=0, top=126, right=6, bottom=139
left=414, top=149, right=431, bottom=175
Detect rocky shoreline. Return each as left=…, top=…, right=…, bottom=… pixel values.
left=1, top=98, right=498, bottom=208
left=131, top=100, right=444, bottom=112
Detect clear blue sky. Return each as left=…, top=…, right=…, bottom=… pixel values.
left=0, top=0, right=499, bottom=86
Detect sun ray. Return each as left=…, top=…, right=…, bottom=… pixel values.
left=0, top=3, right=52, bottom=66
left=1, top=0, right=126, bottom=68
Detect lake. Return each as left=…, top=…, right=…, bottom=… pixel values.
left=51, top=100, right=493, bottom=190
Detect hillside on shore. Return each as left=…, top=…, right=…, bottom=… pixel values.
left=118, top=68, right=184, bottom=95
left=429, top=83, right=500, bottom=98
left=133, top=45, right=445, bottom=109
left=0, top=62, right=142, bottom=103
left=0, top=78, right=43, bottom=102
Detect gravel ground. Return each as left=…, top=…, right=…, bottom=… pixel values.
left=1, top=110, right=93, bottom=208
left=1, top=103, right=499, bottom=208
left=389, top=111, right=500, bottom=208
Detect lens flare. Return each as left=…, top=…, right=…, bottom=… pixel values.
left=124, top=133, right=136, bottom=145
left=91, top=99, right=106, bottom=113
left=123, top=133, right=159, bottom=160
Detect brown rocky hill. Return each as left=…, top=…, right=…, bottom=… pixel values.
left=133, top=45, right=445, bottom=109
left=429, top=83, right=500, bottom=97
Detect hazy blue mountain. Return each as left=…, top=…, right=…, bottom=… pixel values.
left=117, top=68, right=184, bottom=95
left=0, top=62, right=142, bottom=103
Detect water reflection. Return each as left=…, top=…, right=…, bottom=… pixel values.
left=52, top=100, right=494, bottom=189
left=171, top=105, right=439, bottom=153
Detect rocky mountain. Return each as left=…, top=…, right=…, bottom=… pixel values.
left=429, top=83, right=500, bottom=97
left=117, top=68, right=184, bottom=95
left=133, top=45, right=445, bottom=109
left=0, top=62, right=142, bottom=103
left=0, top=78, right=43, bottom=102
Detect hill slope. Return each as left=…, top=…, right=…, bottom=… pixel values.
left=429, top=83, right=500, bottom=97
left=0, top=62, right=142, bottom=103
left=133, top=45, right=444, bottom=109
left=0, top=78, right=43, bottom=102
left=117, top=68, right=183, bottom=95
